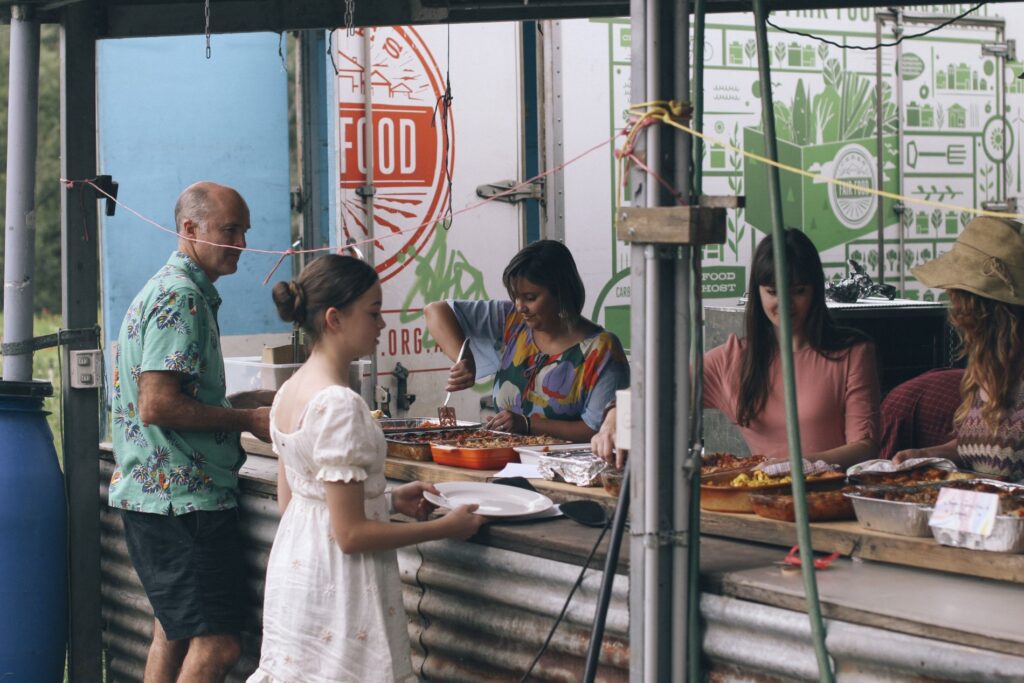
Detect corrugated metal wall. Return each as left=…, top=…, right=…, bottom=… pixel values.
left=98, top=456, right=630, bottom=682
left=100, top=455, right=1024, bottom=682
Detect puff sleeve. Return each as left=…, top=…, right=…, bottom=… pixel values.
left=307, top=386, right=380, bottom=483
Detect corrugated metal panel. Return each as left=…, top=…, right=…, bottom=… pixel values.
left=101, top=453, right=1024, bottom=682
left=98, top=455, right=630, bottom=682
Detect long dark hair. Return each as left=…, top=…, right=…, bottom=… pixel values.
left=502, top=240, right=586, bottom=325
left=737, top=229, right=867, bottom=426
left=272, top=254, right=379, bottom=344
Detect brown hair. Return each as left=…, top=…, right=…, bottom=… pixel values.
left=272, top=254, right=378, bottom=343
left=948, top=289, right=1024, bottom=428
left=737, top=229, right=868, bottom=426
left=502, top=240, right=586, bottom=326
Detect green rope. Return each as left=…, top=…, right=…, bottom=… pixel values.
left=751, top=1, right=835, bottom=680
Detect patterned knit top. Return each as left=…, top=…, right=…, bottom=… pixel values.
left=956, top=381, right=1024, bottom=481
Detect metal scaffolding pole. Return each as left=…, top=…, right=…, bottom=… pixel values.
left=751, top=1, right=835, bottom=680
left=3, top=5, right=41, bottom=382
left=61, top=0, right=104, bottom=678
left=628, top=0, right=692, bottom=679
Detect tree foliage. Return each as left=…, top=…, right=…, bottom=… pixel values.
left=0, top=24, right=63, bottom=313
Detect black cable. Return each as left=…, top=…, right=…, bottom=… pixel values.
left=764, top=2, right=987, bottom=51
left=431, top=22, right=455, bottom=230
left=582, top=467, right=630, bottom=682
left=518, top=519, right=610, bottom=683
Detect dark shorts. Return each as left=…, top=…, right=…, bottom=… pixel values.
left=121, top=508, right=246, bottom=641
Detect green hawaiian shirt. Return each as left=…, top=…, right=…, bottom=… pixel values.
left=109, top=251, right=244, bottom=514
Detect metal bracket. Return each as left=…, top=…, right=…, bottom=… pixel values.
left=1, top=326, right=100, bottom=357
left=632, top=529, right=690, bottom=548
left=981, top=198, right=1018, bottom=214
left=982, top=40, right=1016, bottom=62
left=475, top=179, right=544, bottom=204
left=355, top=185, right=376, bottom=199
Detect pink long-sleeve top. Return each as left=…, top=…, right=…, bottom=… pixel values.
left=703, top=334, right=880, bottom=459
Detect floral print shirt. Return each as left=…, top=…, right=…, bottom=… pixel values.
left=109, top=251, right=244, bottom=514
left=449, top=299, right=629, bottom=430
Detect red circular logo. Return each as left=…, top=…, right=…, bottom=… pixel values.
left=335, top=26, right=456, bottom=282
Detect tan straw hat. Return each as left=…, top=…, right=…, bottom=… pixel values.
left=911, top=215, right=1024, bottom=306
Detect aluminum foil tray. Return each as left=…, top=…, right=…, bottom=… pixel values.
left=931, top=517, right=1024, bottom=554
left=538, top=450, right=608, bottom=487
left=844, top=492, right=933, bottom=537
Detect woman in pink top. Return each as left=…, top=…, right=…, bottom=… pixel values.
left=593, top=229, right=881, bottom=469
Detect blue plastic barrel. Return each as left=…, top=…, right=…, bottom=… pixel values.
left=0, top=380, right=67, bottom=682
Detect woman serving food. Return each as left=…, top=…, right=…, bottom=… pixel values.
left=894, top=216, right=1024, bottom=481
left=424, top=240, right=629, bottom=443
left=593, top=229, right=881, bottom=469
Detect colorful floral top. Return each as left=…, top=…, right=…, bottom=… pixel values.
left=109, top=251, right=244, bottom=515
left=449, top=300, right=629, bottom=430
left=956, top=380, right=1024, bottom=481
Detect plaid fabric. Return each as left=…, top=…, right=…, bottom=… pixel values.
left=879, top=368, right=964, bottom=459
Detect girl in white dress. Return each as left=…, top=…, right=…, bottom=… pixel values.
left=249, top=255, right=484, bottom=683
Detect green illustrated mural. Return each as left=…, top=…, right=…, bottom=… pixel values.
left=743, top=60, right=899, bottom=252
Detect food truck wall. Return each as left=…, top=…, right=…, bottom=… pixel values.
left=99, top=7, right=1024, bottom=423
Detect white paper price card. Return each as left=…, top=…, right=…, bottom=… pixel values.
left=928, top=488, right=999, bottom=537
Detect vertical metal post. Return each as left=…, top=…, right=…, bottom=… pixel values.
left=60, top=1, right=103, bottom=679
left=874, top=14, right=886, bottom=285
left=670, top=1, right=692, bottom=681
left=3, top=5, right=41, bottom=382
left=629, top=0, right=690, bottom=679
left=688, top=4, right=707, bottom=679
left=893, top=11, right=906, bottom=295
left=361, top=29, right=377, bottom=407
left=751, top=2, right=835, bottom=681
left=296, top=30, right=331, bottom=266
left=540, top=20, right=566, bottom=242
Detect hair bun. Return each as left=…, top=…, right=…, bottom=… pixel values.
left=287, top=281, right=307, bottom=325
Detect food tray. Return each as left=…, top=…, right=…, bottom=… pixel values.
left=929, top=479, right=1024, bottom=553
left=385, top=427, right=483, bottom=461
left=430, top=443, right=519, bottom=470
left=429, top=432, right=567, bottom=470
left=378, top=417, right=479, bottom=431
left=700, top=471, right=846, bottom=514
left=844, top=490, right=933, bottom=537
left=749, top=489, right=855, bottom=523
left=514, top=443, right=593, bottom=467
left=931, top=516, right=1024, bottom=553
left=700, top=453, right=767, bottom=477
left=848, top=466, right=977, bottom=487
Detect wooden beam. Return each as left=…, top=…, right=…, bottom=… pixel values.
left=60, top=2, right=104, bottom=680
left=616, top=206, right=726, bottom=245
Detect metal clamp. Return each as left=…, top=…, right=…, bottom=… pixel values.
left=632, top=529, right=690, bottom=548
left=475, top=179, right=544, bottom=204
left=1, top=326, right=100, bottom=357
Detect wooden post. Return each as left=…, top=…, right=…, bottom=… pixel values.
left=60, top=2, right=104, bottom=680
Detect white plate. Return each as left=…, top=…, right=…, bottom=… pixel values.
left=424, top=481, right=554, bottom=518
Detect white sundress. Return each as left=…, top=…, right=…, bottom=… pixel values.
left=247, top=385, right=416, bottom=683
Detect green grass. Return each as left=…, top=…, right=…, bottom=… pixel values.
left=0, top=311, right=67, bottom=466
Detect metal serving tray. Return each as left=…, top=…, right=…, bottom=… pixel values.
left=929, top=479, right=1024, bottom=553
left=843, top=491, right=933, bottom=537
left=378, top=417, right=479, bottom=431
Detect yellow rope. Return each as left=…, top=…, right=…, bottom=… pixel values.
left=627, top=100, right=1024, bottom=221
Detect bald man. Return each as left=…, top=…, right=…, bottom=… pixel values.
left=109, top=182, right=271, bottom=683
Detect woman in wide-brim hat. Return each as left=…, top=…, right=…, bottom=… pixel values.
left=894, top=215, right=1024, bottom=480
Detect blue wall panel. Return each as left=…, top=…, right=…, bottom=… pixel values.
left=98, top=34, right=291, bottom=345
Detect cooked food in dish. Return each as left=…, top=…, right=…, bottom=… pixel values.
left=440, top=433, right=564, bottom=449
left=700, top=453, right=768, bottom=476
left=750, top=488, right=857, bottom=523
left=850, top=466, right=975, bottom=486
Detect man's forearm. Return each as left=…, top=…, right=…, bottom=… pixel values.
left=143, top=393, right=257, bottom=433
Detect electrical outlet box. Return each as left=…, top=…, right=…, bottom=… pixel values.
left=70, top=350, right=103, bottom=389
